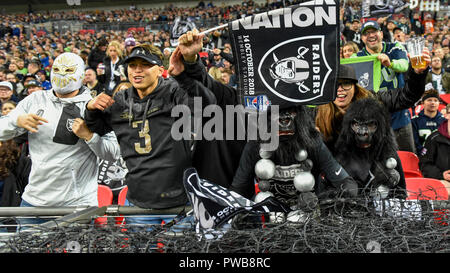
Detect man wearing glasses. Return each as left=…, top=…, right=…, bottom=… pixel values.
left=357, top=20, right=415, bottom=154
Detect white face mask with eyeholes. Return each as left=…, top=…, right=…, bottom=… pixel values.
left=51, top=52, right=85, bottom=95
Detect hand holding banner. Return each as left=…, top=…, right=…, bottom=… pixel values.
left=340, top=55, right=381, bottom=92
left=228, top=0, right=340, bottom=110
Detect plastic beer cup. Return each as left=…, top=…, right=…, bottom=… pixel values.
left=406, top=38, right=427, bottom=70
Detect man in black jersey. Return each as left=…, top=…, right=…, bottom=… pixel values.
left=85, top=44, right=216, bottom=228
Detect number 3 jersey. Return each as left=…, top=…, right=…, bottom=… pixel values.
left=85, top=75, right=216, bottom=209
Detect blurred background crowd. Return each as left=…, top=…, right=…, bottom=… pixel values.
left=0, top=0, right=448, bottom=117
left=0, top=0, right=449, bottom=206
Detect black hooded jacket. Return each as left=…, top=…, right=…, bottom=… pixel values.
left=85, top=73, right=216, bottom=209
left=175, top=55, right=247, bottom=189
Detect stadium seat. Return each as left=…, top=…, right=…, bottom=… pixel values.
left=405, top=177, right=448, bottom=200
left=397, top=151, right=423, bottom=178
left=116, top=186, right=128, bottom=226
left=199, top=51, right=209, bottom=58
left=118, top=186, right=128, bottom=205
left=96, top=185, right=114, bottom=226
left=406, top=177, right=449, bottom=226
left=440, top=94, right=450, bottom=105
left=98, top=184, right=113, bottom=206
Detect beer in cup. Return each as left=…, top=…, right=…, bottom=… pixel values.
left=406, top=38, right=427, bottom=70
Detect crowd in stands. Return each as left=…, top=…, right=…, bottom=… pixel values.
left=0, top=0, right=449, bottom=215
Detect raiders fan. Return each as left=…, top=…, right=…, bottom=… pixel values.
left=84, top=44, right=216, bottom=227
left=228, top=105, right=359, bottom=221
left=0, top=52, right=120, bottom=230
left=83, top=67, right=105, bottom=97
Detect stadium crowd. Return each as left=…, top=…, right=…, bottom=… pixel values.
left=0, top=0, right=449, bottom=229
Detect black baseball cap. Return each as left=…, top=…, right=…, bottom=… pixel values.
left=124, top=46, right=162, bottom=66
left=338, top=64, right=358, bottom=82
left=393, top=27, right=403, bottom=34
left=25, top=79, right=41, bottom=87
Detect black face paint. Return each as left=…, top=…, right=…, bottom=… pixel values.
left=351, top=119, right=378, bottom=148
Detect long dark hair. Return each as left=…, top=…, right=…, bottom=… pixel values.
left=0, top=140, right=21, bottom=180
left=273, top=105, right=322, bottom=165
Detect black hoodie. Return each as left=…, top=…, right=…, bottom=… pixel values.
left=85, top=74, right=216, bottom=209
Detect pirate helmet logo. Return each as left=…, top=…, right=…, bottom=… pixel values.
left=66, top=118, right=75, bottom=132
left=258, top=35, right=331, bottom=103
left=269, top=46, right=310, bottom=93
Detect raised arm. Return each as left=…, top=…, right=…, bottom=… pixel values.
left=84, top=92, right=115, bottom=137
left=376, top=47, right=431, bottom=113
left=169, top=29, right=239, bottom=106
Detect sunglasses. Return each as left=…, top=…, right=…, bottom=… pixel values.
left=337, top=81, right=354, bottom=90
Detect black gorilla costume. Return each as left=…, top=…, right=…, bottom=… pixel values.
left=334, top=97, right=406, bottom=199
left=230, top=105, right=357, bottom=212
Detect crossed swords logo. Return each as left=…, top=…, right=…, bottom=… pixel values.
left=269, top=46, right=311, bottom=94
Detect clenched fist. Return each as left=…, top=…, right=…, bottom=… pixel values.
left=72, top=118, right=93, bottom=141
left=87, top=92, right=115, bottom=111
left=377, top=53, right=391, bottom=68
left=177, top=28, right=204, bottom=63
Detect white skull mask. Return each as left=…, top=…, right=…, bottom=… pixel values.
left=51, top=52, right=85, bottom=95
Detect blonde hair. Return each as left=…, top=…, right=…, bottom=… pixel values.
left=343, top=41, right=359, bottom=54
left=208, top=66, right=222, bottom=82
left=107, top=40, right=124, bottom=59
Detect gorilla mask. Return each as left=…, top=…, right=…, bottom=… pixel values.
left=350, top=119, right=378, bottom=148
left=277, top=109, right=297, bottom=137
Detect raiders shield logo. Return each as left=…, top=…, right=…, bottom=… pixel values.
left=258, top=35, right=331, bottom=103
left=53, top=104, right=82, bottom=145
left=66, top=118, right=75, bottom=132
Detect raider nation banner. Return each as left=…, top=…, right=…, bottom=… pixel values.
left=229, top=0, right=340, bottom=110
left=340, top=55, right=381, bottom=92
